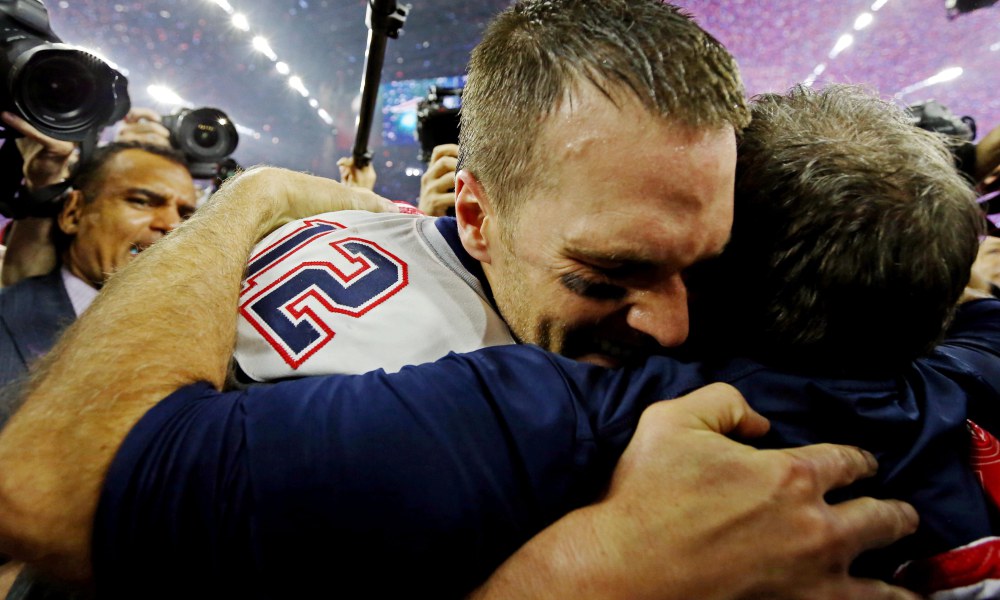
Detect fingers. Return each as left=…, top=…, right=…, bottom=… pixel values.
left=418, top=192, right=455, bottom=217
left=123, top=107, right=161, bottom=124
left=428, top=143, right=459, bottom=164
left=823, top=577, right=922, bottom=600
left=115, top=121, right=172, bottom=148
left=425, top=154, right=458, bottom=180
left=831, top=496, right=919, bottom=557
left=346, top=189, right=399, bottom=214
left=2, top=112, right=73, bottom=153
left=335, top=156, right=376, bottom=190
left=780, top=442, right=879, bottom=491
left=233, top=167, right=397, bottom=234
left=650, top=382, right=771, bottom=439
left=2, top=111, right=44, bottom=142
left=419, top=154, right=457, bottom=216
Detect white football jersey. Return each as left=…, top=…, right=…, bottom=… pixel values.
left=234, top=211, right=515, bottom=380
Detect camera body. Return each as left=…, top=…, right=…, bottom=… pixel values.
left=907, top=100, right=976, bottom=141
left=416, top=85, right=461, bottom=162
left=161, top=107, right=239, bottom=179
left=0, top=0, right=130, bottom=141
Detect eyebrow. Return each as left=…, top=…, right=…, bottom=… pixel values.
left=567, top=246, right=662, bottom=270
left=125, top=188, right=169, bottom=203
left=125, top=187, right=196, bottom=210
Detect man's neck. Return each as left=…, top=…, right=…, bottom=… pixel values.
left=59, top=265, right=99, bottom=316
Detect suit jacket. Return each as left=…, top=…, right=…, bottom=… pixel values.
left=0, top=269, right=75, bottom=428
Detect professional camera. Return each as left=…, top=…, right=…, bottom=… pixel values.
left=0, top=0, right=130, bottom=141
left=161, top=106, right=239, bottom=179
left=907, top=100, right=976, bottom=141
left=415, top=85, right=461, bottom=162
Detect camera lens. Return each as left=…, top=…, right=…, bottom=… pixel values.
left=23, top=53, right=99, bottom=119
left=8, top=46, right=127, bottom=140
left=166, top=107, right=238, bottom=162
left=194, top=123, right=220, bottom=149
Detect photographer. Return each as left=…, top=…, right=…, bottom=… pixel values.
left=418, top=142, right=458, bottom=216
left=0, top=137, right=196, bottom=398
left=0, top=108, right=174, bottom=287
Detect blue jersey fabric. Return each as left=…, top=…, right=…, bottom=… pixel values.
left=93, top=299, right=1000, bottom=598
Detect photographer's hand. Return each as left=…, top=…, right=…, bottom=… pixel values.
left=1, top=112, right=75, bottom=192
left=336, top=156, right=377, bottom=191
left=419, top=143, right=458, bottom=216
left=115, top=108, right=172, bottom=148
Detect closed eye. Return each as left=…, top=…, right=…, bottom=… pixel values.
left=560, top=272, right=626, bottom=300
left=127, top=196, right=152, bottom=207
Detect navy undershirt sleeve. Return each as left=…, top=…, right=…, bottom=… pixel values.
left=94, top=344, right=703, bottom=598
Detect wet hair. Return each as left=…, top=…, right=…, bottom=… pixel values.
left=70, top=141, right=187, bottom=202
left=687, top=84, right=981, bottom=375
left=458, top=0, right=749, bottom=219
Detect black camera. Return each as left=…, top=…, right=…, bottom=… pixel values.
left=907, top=100, right=976, bottom=141
left=416, top=85, right=461, bottom=162
left=0, top=0, right=130, bottom=141
left=161, top=107, right=239, bottom=179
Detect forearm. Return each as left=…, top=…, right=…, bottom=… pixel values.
left=976, top=138, right=1000, bottom=184
left=1, top=218, right=58, bottom=287
left=0, top=167, right=391, bottom=580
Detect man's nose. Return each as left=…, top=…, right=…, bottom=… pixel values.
left=151, top=204, right=183, bottom=233
left=625, top=273, right=690, bottom=348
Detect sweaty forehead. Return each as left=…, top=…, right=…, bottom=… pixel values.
left=97, top=150, right=197, bottom=203
left=561, top=203, right=730, bottom=269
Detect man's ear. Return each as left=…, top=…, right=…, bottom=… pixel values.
left=454, top=169, right=495, bottom=264
left=56, top=190, right=85, bottom=236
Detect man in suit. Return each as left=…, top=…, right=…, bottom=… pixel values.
left=0, top=142, right=196, bottom=413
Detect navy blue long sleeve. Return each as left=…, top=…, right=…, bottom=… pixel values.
left=94, top=299, right=1000, bottom=598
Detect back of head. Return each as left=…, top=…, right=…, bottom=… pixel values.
left=459, top=0, right=749, bottom=217
left=688, top=84, right=981, bottom=375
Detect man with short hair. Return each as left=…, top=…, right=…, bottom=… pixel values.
left=455, top=0, right=747, bottom=363
left=0, top=142, right=196, bottom=396
left=235, top=0, right=747, bottom=380
left=231, top=84, right=995, bottom=597
left=0, top=3, right=923, bottom=600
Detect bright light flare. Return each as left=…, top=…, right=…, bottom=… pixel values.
left=854, top=13, right=873, bottom=30
left=871, top=0, right=888, bottom=10
left=276, top=61, right=290, bottom=75
left=829, top=33, right=854, bottom=58
left=927, top=66, right=963, bottom=84
left=317, top=109, right=333, bottom=125
left=894, top=66, right=964, bottom=98
left=288, top=76, right=309, bottom=97
left=147, top=84, right=185, bottom=106
left=209, top=0, right=234, bottom=14
left=232, top=13, right=250, bottom=31
left=252, top=36, right=277, bottom=61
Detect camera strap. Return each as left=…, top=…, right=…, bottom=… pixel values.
left=0, top=130, right=97, bottom=219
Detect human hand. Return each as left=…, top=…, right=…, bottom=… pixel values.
left=472, top=383, right=919, bottom=600
left=114, top=108, right=172, bottom=148
left=964, top=264, right=995, bottom=302
left=337, top=156, right=377, bottom=191
left=419, top=143, right=458, bottom=216
left=214, top=166, right=398, bottom=236
left=1, top=112, right=75, bottom=192
left=602, top=384, right=919, bottom=599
